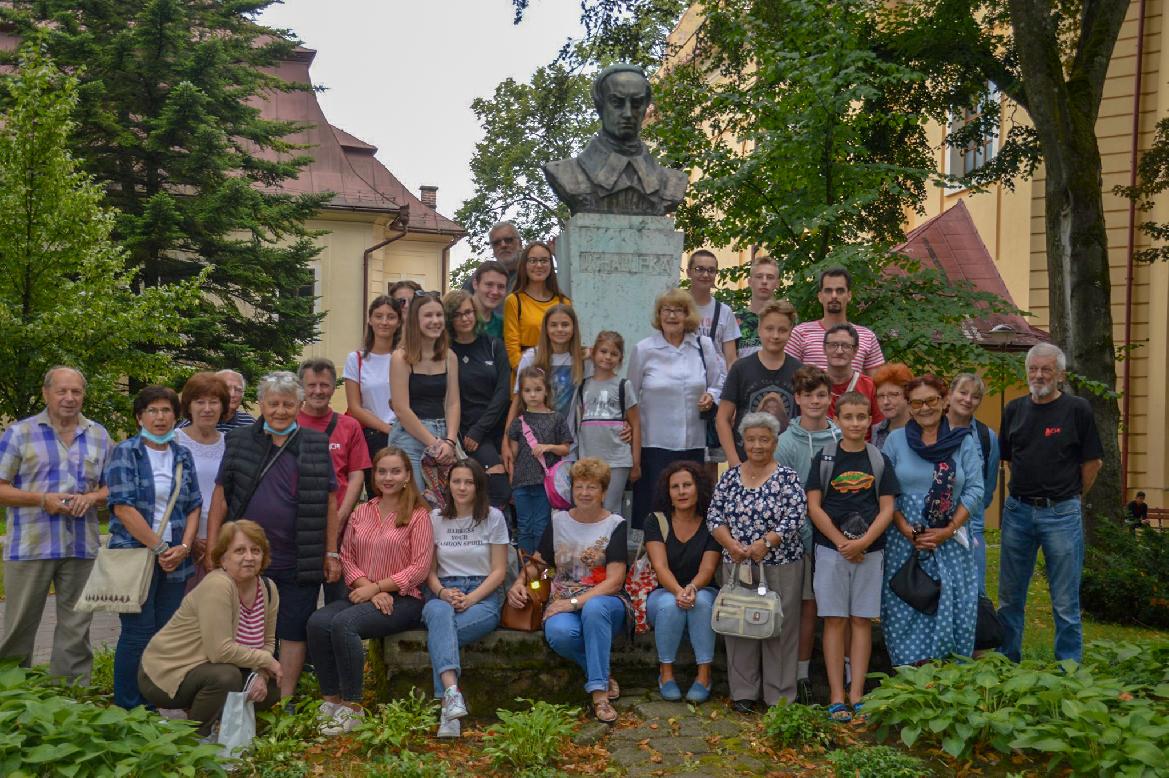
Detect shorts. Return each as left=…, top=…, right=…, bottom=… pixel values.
left=802, top=554, right=814, bottom=600
left=813, top=545, right=884, bottom=619
left=268, top=569, right=323, bottom=642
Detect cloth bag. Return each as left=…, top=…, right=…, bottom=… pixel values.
left=711, top=560, right=784, bottom=640
left=76, top=462, right=184, bottom=614
left=500, top=549, right=551, bottom=631
left=217, top=672, right=257, bottom=761
left=519, top=416, right=572, bottom=510
left=889, top=550, right=941, bottom=615
left=623, top=513, right=667, bottom=634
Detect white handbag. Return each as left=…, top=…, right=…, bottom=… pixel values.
left=76, top=461, right=184, bottom=614
left=711, top=560, right=785, bottom=640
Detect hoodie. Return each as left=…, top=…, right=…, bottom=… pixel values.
left=776, top=417, right=841, bottom=553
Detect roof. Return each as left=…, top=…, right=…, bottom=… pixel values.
left=893, top=200, right=1048, bottom=348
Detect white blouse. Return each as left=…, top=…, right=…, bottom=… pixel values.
left=627, top=332, right=723, bottom=451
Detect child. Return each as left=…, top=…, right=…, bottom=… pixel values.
left=805, top=391, right=900, bottom=723
left=510, top=304, right=587, bottom=423
left=733, top=255, right=780, bottom=358
left=775, top=365, right=840, bottom=703
left=576, top=331, right=641, bottom=514
left=507, top=366, right=572, bottom=553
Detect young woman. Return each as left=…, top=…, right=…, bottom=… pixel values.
left=506, top=367, right=572, bottom=553
left=307, top=447, right=433, bottom=735
left=502, top=241, right=571, bottom=373
left=421, top=459, right=509, bottom=738
left=176, top=372, right=230, bottom=581
left=509, top=304, right=587, bottom=423
left=945, top=372, right=999, bottom=593
left=389, top=280, right=422, bottom=313
left=576, top=331, right=641, bottom=514
left=390, top=294, right=461, bottom=493
left=345, top=295, right=403, bottom=491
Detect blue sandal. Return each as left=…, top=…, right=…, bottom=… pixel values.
left=827, top=702, right=853, bottom=723
left=851, top=702, right=866, bottom=724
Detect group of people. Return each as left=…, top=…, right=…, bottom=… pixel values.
left=0, top=228, right=1104, bottom=738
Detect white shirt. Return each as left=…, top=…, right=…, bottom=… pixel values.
left=627, top=332, right=723, bottom=451
left=343, top=350, right=396, bottom=426
left=695, top=298, right=741, bottom=346
left=430, top=507, right=510, bottom=579
left=145, top=446, right=175, bottom=533
left=176, top=429, right=224, bottom=537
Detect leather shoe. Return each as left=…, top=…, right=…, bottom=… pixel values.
left=732, top=699, right=758, bottom=714
left=658, top=677, right=683, bottom=701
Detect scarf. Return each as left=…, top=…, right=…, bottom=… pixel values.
left=905, top=418, right=971, bottom=528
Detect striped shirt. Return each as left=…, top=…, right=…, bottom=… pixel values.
left=785, top=320, right=885, bottom=373
left=341, top=499, right=433, bottom=599
left=0, top=411, right=111, bottom=561
left=236, top=593, right=266, bottom=649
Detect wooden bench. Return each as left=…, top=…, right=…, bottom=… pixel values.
left=1147, top=507, right=1169, bottom=530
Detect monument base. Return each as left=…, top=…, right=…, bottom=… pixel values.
left=557, top=212, right=683, bottom=363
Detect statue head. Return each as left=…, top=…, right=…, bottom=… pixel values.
left=592, top=64, right=651, bottom=144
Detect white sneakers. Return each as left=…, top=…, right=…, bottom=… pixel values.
left=437, top=687, right=468, bottom=739
left=318, top=701, right=364, bottom=736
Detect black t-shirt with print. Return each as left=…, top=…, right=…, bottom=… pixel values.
left=806, top=447, right=900, bottom=551
left=721, top=352, right=802, bottom=457
left=643, top=513, right=721, bottom=588
left=999, top=393, right=1103, bottom=500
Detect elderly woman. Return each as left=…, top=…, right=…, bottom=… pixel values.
left=138, top=520, right=281, bottom=736
left=945, top=373, right=999, bottom=594
left=206, top=371, right=340, bottom=700
left=871, top=362, right=913, bottom=450
left=176, top=372, right=230, bottom=579
left=104, top=385, right=202, bottom=709
left=507, top=458, right=629, bottom=724
left=881, top=375, right=984, bottom=665
left=707, top=412, right=807, bottom=713
left=628, top=288, right=723, bottom=529
left=645, top=461, right=721, bottom=703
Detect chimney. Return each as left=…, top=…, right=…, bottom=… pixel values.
left=419, top=185, right=438, bottom=210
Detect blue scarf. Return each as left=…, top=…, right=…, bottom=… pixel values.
left=905, top=418, right=971, bottom=528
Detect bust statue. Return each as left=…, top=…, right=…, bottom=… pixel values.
left=543, top=64, right=688, bottom=216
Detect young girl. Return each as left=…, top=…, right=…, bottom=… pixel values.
left=511, top=304, right=586, bottom=421
left=503, top=241, right=571, bottom=373
left=576, top=331, right=641, bottom=514
left=421, top=459, right=510, bottom=738
left=344, top=295, right=403, bottom=494
left=507, top=367, right=573, bottom=553
left=307, top=447, right=433, bottom=735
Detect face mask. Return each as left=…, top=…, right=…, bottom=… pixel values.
left=263, top=420, right=298, bottom=436
left=139, top=427, right=176, bottom=445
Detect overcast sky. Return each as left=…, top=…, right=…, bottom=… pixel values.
left=258, top=0, right=584, bottom=269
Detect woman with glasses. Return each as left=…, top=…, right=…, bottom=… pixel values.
left=627, top=288, right=724, bottom=529
left=870, top=362, right=913, bottom=450
left=880, top=375, right=984, bottom=666
left=502, top=241, right=570, bottom=376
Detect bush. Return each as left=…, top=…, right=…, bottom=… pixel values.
left=244, top=699, right=324, bottom=778
left=828, top=745, right=929, bottom=777
left=350, top=691, right=438, bottom=755
left=482, top=698, right=579, bottom=771
left=1082, top=520, right=1169, bottom=628
left=761, top=699, right=834, bottom=750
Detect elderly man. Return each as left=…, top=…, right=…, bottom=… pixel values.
left=207, top=371, right=340, bottom=698
left=785, top=268, right=885, bottom=376
left=462, top=222, right=523, bottom=294
left=998, top=344, right=1103, bottom=663
left=214, top=369, right=257, bottom=431
left=470, top=259, right=511, bottom=338
left=0, top=367, right=111, bottom=681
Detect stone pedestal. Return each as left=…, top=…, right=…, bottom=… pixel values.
left=557, top=213, right=683, bottom=363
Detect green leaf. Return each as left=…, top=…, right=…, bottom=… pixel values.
left=900, top=725, right=921, bottom=747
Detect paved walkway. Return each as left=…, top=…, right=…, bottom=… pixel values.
left=0, top=597, right=120, bottom=664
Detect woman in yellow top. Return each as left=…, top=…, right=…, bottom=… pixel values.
left=503, top=241, right=571, bottom=372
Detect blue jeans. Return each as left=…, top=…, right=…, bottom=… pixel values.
left=998, top=496, right=1085, bottom=662
left=544, top=595, right=626, bottom=694
left=388, top=419, right=447, bottom=492
left=114, top=565, right=185, bottom=709
left=646, top=586, right=717, bottom=665
left=306, top=595, right=423, bottom=702
left=513, top=483, right=551, bottom=554
left=421, top=576, right=503, bottom=697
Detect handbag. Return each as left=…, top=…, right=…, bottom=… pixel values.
left=76, top=461, right=184, bottom=614
left=711, top=560, right=784, bottom=640
left=519, top=415, right=572, bottom=510
left=974, top=594, right=1005, bottom=650
left=500, top=549, right=551, bottom=631
left=623, top=513, right=667, bottom=634
left=217, top=672, right=257, bottom=760
left=889, top=550, right=941, bottom=615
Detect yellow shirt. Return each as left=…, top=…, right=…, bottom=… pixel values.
left=503, top=290, right=571, bottom=373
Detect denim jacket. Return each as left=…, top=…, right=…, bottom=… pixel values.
left=104, top=436, right=201, bottom=581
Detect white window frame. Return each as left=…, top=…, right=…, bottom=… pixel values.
left=944, top=83, right=1001, bottom=192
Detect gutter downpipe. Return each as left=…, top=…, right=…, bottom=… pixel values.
left=1122, top=0, right=1147, bottom=498
left=361, top=207, right=409, bottom=337
left=440, top=234, right=462, bottom=293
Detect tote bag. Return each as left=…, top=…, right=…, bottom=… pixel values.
left=711, top=560, right=784, bottom=640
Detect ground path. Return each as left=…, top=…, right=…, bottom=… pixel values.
left=0, top=598, right=119, bottom=665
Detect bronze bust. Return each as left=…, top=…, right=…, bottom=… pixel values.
left=543, top=64, right=688, bottom=216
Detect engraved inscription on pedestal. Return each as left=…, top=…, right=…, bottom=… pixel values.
left=577, top=252, right=678, bottom=276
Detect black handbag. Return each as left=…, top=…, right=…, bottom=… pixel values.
left=889, top=550, right=941, bottom=615
left=974, top=594, right=1005, bottom=650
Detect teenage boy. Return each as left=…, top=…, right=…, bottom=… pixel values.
left=775, top=365, right=840, bottom=704
left=687, top=249, right=741, bottom=479
left=805, top=391, right=899, bottom=722
left=471, top=260, right=510, bottom=339
left=734, top=255, right=780, bottom=358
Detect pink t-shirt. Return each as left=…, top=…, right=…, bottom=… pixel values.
left=785, top=320, right=885, bottom=372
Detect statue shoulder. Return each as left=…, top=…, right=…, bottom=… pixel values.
left=659, top=166, right=689, bottom=210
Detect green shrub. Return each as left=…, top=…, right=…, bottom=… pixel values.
left=243, top=700, right=323, bottom=778
left=1082, top=640, right=1169, bottom=697
left=1082, top=520, right=1169, bottom=628
left=828, top=745, right=929, bottom=777
left=364, top=751, right=451, bottom=778
left=482, top=698, right=579, bottom=771
left=350, top=691, right=438, bottom=755
left=761, top=699, right=834, bottom=749
left=88, top=646, right=114, bottom=697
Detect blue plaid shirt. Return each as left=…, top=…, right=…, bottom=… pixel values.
left=104, top=436, right=201, bottom=581
left=0, top=411, right=111, bottom=561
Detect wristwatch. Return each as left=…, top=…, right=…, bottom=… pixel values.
left=570, top=597, right=580, bottom=611
left=325, top=551, right=341, bottom=560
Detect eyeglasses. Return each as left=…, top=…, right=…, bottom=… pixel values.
left=689, top=266, right=717, bottom=276
left=825, top=342, right=856, bottom=352
left=908, top=396, right=942, bottom=411
left=452, top=308, right=477, bottom=320
left=875, top=391, right=903, bottom=401
left=490, top=236, right=518, bottom=247
left=526, top=258, right=551, bottom=266
left=660, top=306, right=686, bottom=316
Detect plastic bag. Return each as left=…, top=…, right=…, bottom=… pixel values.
left=216, top=673, right=257, bottom=762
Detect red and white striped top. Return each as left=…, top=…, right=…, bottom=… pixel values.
left=235, top=595, right=266, bottom=649
left=341, top=499, right=433, bottom=599
left=785, top=320, right=885, bottom=372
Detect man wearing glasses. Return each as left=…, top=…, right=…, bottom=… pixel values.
left=462, top=221, right=523, bottom=294
left=686, top=250, right=739, bottom=478
left=786, top=267, right=885, bottom=376
left=822, top=324, right=882, bottom=435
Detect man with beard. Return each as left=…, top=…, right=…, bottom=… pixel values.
left=785, top=268, right=884, bottom=376
left=997, top=343, right=1102, bottom=664
left=463, top=221, right=523, bottom=294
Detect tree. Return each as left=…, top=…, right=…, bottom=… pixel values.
left=0, top=0, right=332, bottom=387
left=0, top=43, right=202, bottom=431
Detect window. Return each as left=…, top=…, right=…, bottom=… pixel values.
left=296, top=263, right=322, bottom=342
left=946, top=84, right=1000, bottom=180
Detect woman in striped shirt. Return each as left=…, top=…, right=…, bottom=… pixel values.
left=306, top=447, right=434, bottom=735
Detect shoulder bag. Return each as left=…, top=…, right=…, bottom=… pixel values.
left=77, top=461, right=185, bottom=614
left=623, top=513, right=667, bottom=634
left=710, top=560, right=784, bottom=640
left=500, top=549, right=551, bottom=631
left=519, top=415, right=572, bottom=510
left=889, top=549, right=941, bottom=615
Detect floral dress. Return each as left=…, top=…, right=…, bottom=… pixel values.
left=706, top=465, right=807, bottom=566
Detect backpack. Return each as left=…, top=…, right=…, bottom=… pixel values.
left=817, top=439, right=884, bottom=497
left=974, top=419, right=992, bottom=484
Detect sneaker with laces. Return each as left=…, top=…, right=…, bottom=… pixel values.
left=320, top=704, right=364, bottom=736
left=437, top=712, right=462, bottom=738
left=316, top=700, right=340, bottom=723
left=442, top=687, right=468, bottom=720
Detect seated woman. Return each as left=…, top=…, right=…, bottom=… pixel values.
left=506, top=458, right=629, bottom=724
left=644, top=461, right=721, bottom=703
left=138, top=520, right=282, bottom=738
left=422, top=458, right=509, bottom=739
left=306, top=446, right=433, bottom=735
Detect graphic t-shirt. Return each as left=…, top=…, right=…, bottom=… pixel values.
left=295, top=411, right=371, bottom=498
left=696, top=299, right=741, bottom=349
left=735, top=309, right=761, bottom=358
left=430, top=506, right=510, bottom=578
left=514, top=350, right=577, bottom=421
left=721, top=352, right=802, bottom=456
left=806, top=446, right=900, bottom=551
left=576, top=376, right=638, bottom=468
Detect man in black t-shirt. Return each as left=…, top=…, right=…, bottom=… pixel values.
left=997, top=344, right=1104, bottom=664
left=1125, top=491, right=1149, bottom=532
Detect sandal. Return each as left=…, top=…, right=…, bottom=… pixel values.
left=593, top=698, right=618, bottom=724
left=851, top=702, right=866, bottom=724
left=826, top=702, right=853, bottom=723
left=607, top=676, right=620, bottom=701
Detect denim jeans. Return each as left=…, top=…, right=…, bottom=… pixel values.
left=421, top=575, right=503, bottom=697
left=512, top=483, right=551, bottom=554
left=388, top=419, right=447, bottom=492
left=646, top=586, right=717, bottom=665
left=306, top=595, right=423, bottom=702
left=543, top=595, right=626, bottom=694
left=114, top=565, right=185, bottom=709
left=997, top=496, right=1085, bottom=662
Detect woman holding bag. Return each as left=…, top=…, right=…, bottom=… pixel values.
left=103, top=386, right=202, bottom=709
left=707, top=412, right=806, bottom=713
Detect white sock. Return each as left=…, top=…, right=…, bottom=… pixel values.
left=798, top=660, right=810, bottom=680
left=844, top=657, right=852, bottom=685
